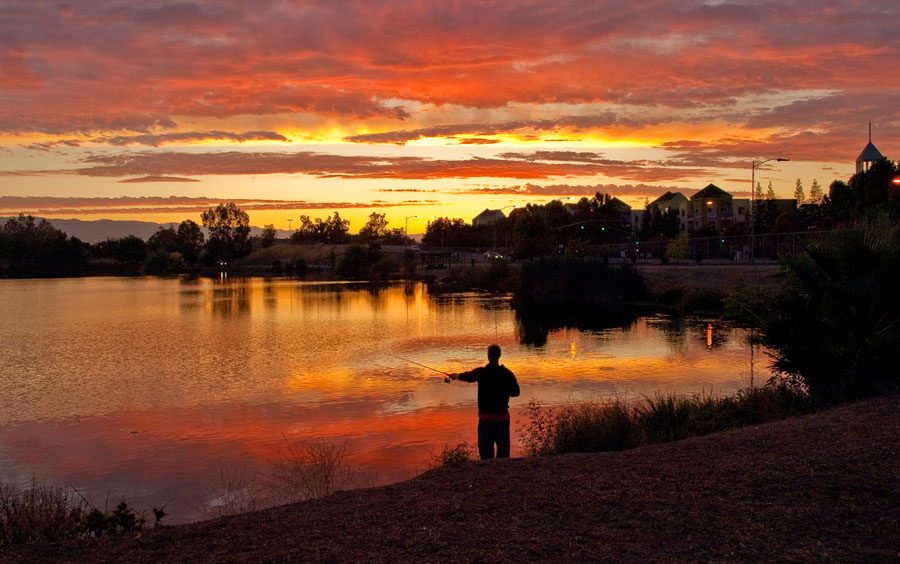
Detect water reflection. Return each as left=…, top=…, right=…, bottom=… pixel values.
left=0, top=277, right=771, bottom=524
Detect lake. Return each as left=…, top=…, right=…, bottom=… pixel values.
left=0, top=276, right=770, bottom=523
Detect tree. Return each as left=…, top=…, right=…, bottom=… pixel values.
left=148, top=226, right=179, bottom=252
left=808, top=179, right=823, bottom=205
left=292, top=212, right=350, bottom=244
left=793, top=179, right=805, bottom=203
left=754, top=181, right=764, bottom=201
left=757, top=227, right=900, bottom=404
left=766, top=181, right=776, bottom=200
left=261, top=224, right=277, bottom=248
left=358, top=212, right=389, bottom=242
left=201, top=202, right=250, bottom=259
left=177, top=220, right=204, bottom=264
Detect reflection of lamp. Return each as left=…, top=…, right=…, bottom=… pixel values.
left=751, top=158, right=790, bottom=263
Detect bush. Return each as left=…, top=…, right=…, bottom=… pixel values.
left=433, top=441, right=474, bottom=468
left=757, top=227, right=900, bottom=404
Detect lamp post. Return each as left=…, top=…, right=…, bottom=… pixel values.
left=404, top=215, right=420, bottom=239
left=493, top=205, right=517, bottom=249
left=750, top=158, right=789, bottom=263
left=287, top=218, right=292, bottom=238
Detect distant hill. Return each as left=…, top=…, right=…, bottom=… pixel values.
left=0, top=217, right=288, bottom=243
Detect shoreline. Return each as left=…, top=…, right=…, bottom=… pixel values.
left=6, top=394, right=898, bottom=563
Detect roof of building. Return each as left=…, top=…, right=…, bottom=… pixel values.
left=691, top=184, right=731, bottom=200
left=649, top=191, right=689, bottom=207
left=472, top=208, right=505, bottom=222
left=607, top=197, right=631, bottom=211
left=856, top=141, right=884, bottom=163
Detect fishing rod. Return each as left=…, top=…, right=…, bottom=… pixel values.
left=394, top=356, right=453, bottom=382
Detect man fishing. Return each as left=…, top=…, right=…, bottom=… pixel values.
left=448, top=344, right=520, bottom=459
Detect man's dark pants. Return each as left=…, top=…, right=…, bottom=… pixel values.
left=477, top=419, right=511, bottom=459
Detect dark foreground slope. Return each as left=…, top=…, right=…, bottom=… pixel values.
left=6, top=395, right=899, bottom=564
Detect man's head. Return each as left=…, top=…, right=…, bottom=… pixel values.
left=487, top=344, right=502, bottom=364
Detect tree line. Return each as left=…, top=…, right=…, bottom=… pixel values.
left=0, top=203, right=416, bottom=278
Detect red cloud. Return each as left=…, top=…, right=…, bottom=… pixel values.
left=0, top=0, right=897, bottom=145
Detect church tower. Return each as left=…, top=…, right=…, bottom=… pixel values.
left=856, top=121, right=884, bottom=174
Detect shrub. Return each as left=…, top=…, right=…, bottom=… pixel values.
left=757, top=227, right=900, bottom=404
left=266, top=438, right=358, bottom=503
left=433, top=441, right=474, bottom=468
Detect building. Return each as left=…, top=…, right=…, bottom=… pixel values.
left=856, top=122, right=884, bottom=174
left=472, top=208, right=507, bottom=227
left=689, top=184, right=734, bottom=232
left=647, top=191, right=689, bottom=232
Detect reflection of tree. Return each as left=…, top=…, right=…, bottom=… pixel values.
left=514, top=299, right=638, bottom=347
left=211, top=283, right=252, bottom=318
left=646, top=316, right=688, bottom=351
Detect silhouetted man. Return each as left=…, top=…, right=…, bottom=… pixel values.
left=449, top=344, right=520, bottom=459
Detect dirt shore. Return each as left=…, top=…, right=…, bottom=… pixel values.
left=6, top=394, right=898, bottom=564
left=635, top=263, right=783, bottom=295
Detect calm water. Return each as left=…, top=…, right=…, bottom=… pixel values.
left=0, top=277, right=769, bottom=523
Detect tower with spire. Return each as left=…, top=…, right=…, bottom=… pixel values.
left=856, top=121, right=884, bottom=174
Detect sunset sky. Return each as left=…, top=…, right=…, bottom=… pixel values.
left=1, top=1, right=897, bottom=232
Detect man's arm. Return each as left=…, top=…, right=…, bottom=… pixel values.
left=507, top=369, right=520, bottom=397
left=449, top=369, right=478, bottom=382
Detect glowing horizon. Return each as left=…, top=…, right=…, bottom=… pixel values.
left=1, top=1, right=897, bottom=232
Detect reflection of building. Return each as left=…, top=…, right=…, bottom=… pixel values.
left=472, top=208, right=506, bottom=226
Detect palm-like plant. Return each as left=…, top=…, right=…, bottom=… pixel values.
left=760, top=227, right=900, bottom=403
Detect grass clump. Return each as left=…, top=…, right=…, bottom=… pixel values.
left=0, top=480, right=162, bottom=546
left=521, top=381, right=812, bottom=456
left=432, top=441, right=475, bottom=468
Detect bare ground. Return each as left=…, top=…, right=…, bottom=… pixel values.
left=635, top=263, right=783, bottom=295
left=6, top=394, right=899, bottom=563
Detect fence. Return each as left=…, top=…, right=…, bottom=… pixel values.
left=584, top=230, right=843, bottom=263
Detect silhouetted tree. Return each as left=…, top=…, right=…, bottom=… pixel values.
left=148, top=226, right=179, bottom=252
left=358, top=212, right=389, bottom=242
left=261, top=224, right=277, bottom=248
left=201, top=202, right=250, bottom=259
left=177, top=220, right=204, bottom=265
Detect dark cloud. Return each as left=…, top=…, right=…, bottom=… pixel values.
left=344, top=115, right=630, bottom=145
left=102, top=131, right=290, bottom=146
left=453, top=182, right=698, bottom=199
left=0, top=195, right=420, bottom=216
left=119, top=176, right=201, bottom=183
left=62, top=150, right=711, bottom=182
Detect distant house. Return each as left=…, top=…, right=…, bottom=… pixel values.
left=607, top=197, right=633, bottom=226
left=689, top=184, right=734, bottom=232
left=472, top=208, right=506, bottom=226
left=647, top=191, right=689, bottom=232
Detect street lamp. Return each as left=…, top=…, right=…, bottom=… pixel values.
left=751, top=158, right=790, bottom=263
left=404, top=215, right=420, bottom=237
left=287, top=218, right=292, bottom=238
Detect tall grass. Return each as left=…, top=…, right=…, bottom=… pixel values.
left=0, top=480, right=158, bottom=545
left=520, top=381, right=812, bottom=456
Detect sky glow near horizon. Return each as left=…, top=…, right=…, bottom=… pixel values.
left=1, top=1, right=898, bottom=231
